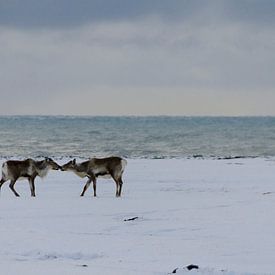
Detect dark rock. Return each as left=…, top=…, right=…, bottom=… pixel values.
left=186, top=264, right=199, bottom=270
left=124, top=217, right=139, bottom=222
left=76, top=264, right=88, bottom=267
left=193, top=154, right=204, bottom=158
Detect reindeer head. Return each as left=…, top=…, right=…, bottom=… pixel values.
left=61, top=159, right=77, bottom=171
left=45, top=157, right=61, bottom=170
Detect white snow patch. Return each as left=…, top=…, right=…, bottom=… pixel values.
left=14, top=250, right=103, bottom=261
left=1, top=158, right=275, bottom=274
left=172, top=266, right=266, bottom=275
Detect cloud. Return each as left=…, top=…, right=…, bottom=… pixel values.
left=0, top=0, right=198, bottom=28
left=0, top=1, right=275, bottom=115
left=1, top=0, right=275, bottom=29
left=1, top=16, right=274, bottom=86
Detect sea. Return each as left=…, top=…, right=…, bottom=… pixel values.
left=0, top=116, right=275, bottom=159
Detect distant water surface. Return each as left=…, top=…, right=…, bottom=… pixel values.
left=0, top=116, right=275, bottom=159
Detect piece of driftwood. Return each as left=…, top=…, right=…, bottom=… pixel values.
left=124, top=217, right=139, bottom=222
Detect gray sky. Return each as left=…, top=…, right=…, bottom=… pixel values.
left=1, top=0, right=275, bottom=115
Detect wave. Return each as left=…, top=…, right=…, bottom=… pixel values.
left=1, top=116, right=275, bottom=160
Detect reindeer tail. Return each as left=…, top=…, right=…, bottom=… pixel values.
left=121, top=159, right=127, bottom=172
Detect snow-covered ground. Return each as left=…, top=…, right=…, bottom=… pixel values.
left=1, top=158, right=275, bottom=275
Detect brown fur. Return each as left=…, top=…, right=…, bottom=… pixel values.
left=61, top=157, right=127, bottom=197
left=0, top=158, right=60, bottom=197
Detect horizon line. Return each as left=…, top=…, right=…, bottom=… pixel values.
left=1, top=114, right=275, bottom=118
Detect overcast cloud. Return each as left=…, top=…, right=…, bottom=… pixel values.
left=0, top=0, right=275, bottom=115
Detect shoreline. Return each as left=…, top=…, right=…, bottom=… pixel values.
left=0, top=155, right=273, bottom=161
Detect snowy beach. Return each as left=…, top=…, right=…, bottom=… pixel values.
left=1, top=158, right=275, bottom=275
left=2, top=0, right=275, bottom=273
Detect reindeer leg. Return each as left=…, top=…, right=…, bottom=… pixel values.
left=116, top=181, right=119, bottom=197
left=28, top=177, right=36, bottom=197
left=0, top=178, right=7, bottom=197
left=118, top=177, right=123, bottom=197
left=92, top=177, right=97, bottom=197
left=110, top=172, right=120, bottom=197
left=87, top=172, right=97, bottom=197
left=9, top=179, right=20, bottom=197
left=80, top=177, right=92, bottom=197
left=0, top=178, right=7, bottom=191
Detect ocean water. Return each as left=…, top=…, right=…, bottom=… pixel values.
left=0, top=116, right=275, bottom=159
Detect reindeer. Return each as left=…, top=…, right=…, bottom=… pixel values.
left=0, top=158, right=60, bottom=197
left=61, top=157, right=127, bottom=197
